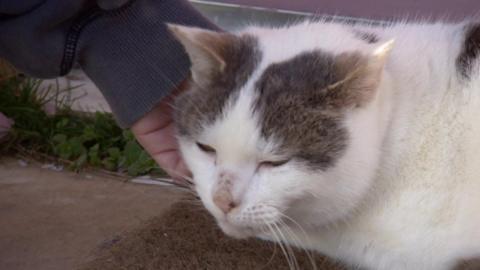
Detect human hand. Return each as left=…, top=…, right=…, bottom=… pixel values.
left=131, top=81, right=190, bottom=182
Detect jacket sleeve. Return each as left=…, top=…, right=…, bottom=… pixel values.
left=0, top=0, right=218, bottom=127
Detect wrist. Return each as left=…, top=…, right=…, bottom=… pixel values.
left=76, top=0, right=216, bottom=128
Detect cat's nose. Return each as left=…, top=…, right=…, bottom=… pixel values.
left=213, top=189, right=237, bottom=214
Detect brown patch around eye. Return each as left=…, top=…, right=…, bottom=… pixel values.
left=254, top=50, right=351, bottom=170
left=196, top=142, right=216, bottom=154
left=259, top=159, right=290, bottom=168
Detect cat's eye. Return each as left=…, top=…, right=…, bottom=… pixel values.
left=259, top=159, right=290, bottom=168
left=196, top=142, right=216, bottom=154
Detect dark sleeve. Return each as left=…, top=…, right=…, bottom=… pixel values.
left=0, top=0, right=218, bottom=127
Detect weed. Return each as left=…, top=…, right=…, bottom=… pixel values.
left=0, top=75, right=166, bottom=177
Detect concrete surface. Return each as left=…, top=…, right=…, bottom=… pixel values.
left=41, top=69, right=111, bottom=113
left=0, top=158, right=184, bottom=270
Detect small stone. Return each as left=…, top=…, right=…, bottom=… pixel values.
left=17, top=160, right=28, bottom=167
left=41, top=163, right=64, bottom=172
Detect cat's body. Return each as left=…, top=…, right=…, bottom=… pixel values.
left=263, top=21, right=480, bottom=270
left=169, top=19, right=480, bottom=270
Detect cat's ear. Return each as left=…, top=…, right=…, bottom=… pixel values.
left=168, top=24, right=232, bottom=88
left=331, top=40, right=394, bottom=108
left=370, top=39, right=394, bottom=75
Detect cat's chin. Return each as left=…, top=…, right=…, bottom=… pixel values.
left=217, top=220, right=258, bottom=239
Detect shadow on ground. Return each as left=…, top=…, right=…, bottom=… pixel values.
left=82, top=201, right=345, bottom=270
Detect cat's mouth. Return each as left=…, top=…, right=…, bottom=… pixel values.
left=214, top=204, right=290, bottom=239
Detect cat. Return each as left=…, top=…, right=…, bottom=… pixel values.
left=168, top=18, right=480, bottom=270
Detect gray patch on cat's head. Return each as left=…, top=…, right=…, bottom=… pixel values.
left=254, top=50, right=372, bottom=170
left=353, top=30, right=380, bottom=44
left=175, top=34, right=262, bottom=137
left=457, top=22, right=480, bottom=80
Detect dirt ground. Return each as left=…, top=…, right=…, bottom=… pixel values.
left=0, top=158, right=183, bottom=270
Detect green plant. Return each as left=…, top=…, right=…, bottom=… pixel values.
left=0, top=75, right=166, bottom=177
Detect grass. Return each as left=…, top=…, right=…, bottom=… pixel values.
left=0, top=75, right=166, bottom=177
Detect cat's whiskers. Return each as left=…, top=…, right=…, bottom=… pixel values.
left=263, top=217, right=296, bottom=270
left=259, top=204, right=316, bottom=269
left=259, top=241, right=279, bottom=270
left=277, top=220, right=311, bottom=269
left=170, top=91, right=207, bottom=121
left=256, top=222, right=279, bottom=270
left=272, top=221, right=300, bottom=270
left=277, top=214, right=318, bottom=270
left=278, top=212, right=310, bottom=243
left=179, top=197, right=202, bottom=205
left=305, top=190, right=321, bottom=199
left=154, top=170, right=201, bottom=202
left=162, top=167, right=194, bottom=183
left=160, top=169, right=195, bottom=188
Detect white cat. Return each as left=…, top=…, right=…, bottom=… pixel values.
left=168, top=19, right=480, bottom=270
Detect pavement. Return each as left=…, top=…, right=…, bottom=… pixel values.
left=0, top=158, right=184, bottom=270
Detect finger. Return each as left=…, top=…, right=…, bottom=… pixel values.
left=135, top=123, right=179, bottom=156
left=152, top=150, right=191, bottom=182
left=152, top=150, right=179, bottom=174
left=131, top=105, right=173, bottom=134
left=174, top=159, right=192, bottom=183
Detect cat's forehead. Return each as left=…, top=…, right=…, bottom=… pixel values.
left=246, top=22, right=370, bottom=64
left=175, top=32, right=341, bottom=138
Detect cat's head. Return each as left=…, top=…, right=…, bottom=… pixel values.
left=169, top=22, right=393, bottom=238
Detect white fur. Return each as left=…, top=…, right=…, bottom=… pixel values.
left=178, top=20, right=480, bottom=269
